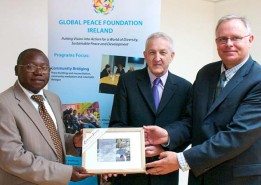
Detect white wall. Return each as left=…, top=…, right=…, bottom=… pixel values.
left=0, top=0, right=260, bottom=185
left=0, top=0, right=48, bottom=92
left=162, top=0, right=215, bottom=83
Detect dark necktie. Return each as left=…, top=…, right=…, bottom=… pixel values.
left=215, top=71, right=227, bottom=99
left=31, top=95, right=64, bottom=163
left=153, top=78, right=161, bottom=110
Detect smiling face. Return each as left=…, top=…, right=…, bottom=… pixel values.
left=143, top=37, right=174, bottom=77
left=15, top=49, right=50, bottom=94
left=216, top=19, right=254, bottom=69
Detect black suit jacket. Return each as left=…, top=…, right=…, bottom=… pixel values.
left=109, top=67, right=191, bottom=185
left=166, top=57, right=261, bottom=185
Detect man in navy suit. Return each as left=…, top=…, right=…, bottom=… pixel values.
left=145, top=15, right=261, bottom=185
left=108, top=32, right=191, bottom=185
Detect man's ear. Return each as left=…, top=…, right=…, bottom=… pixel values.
left=171, top=52, right=175, bottom=60
left=248, top=34, right=254, bottom=46
left=15, top=65, right=18, bottom=76
left=143, top=51, right=146, bottom=58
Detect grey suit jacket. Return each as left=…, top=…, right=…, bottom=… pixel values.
left=0, top=81, right=77, bottom=185
left=166, top=57, right=261, bottom=185
left=109, top=67, right=192, bottom=185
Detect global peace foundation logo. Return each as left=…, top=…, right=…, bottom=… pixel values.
left=93, top=0, right=114, bottom=15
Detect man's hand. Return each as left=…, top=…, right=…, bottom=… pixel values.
left=146, top=151, right=179, bottom=175
left=143, top=126, right=169, bottom=145
left=145, top=145, right=164, bottom=157
left=73, top=129, right=83, bottom=148
left=101, top=173, right=119, bottom=181
left=70, top=166, right=92, bottom=181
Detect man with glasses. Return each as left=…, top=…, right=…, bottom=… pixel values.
left=144, top=15, right=261, bottom=185
left=0, top=48, right=92, bottom=184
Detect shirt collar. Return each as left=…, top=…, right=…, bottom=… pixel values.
left=147, top=68, right=168, bottom=87
left=18, top=80, right=45, bottom=100
left=221, top=55, right=249, bottom=81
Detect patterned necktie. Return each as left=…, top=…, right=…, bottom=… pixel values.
left=152, top=78, right=161, bottom=110
left=31, top=95, right=64, bottom=163
left=215, top=71, right=227, bottom=99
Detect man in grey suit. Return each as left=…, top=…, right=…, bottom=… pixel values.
left=108, top=32, right=191, bottom=185
left=0, top=48, right=91, bottom=185
left=145, top=15, right=261, bottom=185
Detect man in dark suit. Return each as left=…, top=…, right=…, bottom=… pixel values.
left=145, top=15, right=261, bottom=185
left=109, top=32, right=191, bottom=185
left=0, top=48, right=91, bottom=185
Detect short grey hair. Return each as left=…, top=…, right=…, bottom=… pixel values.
left=145, top=32, right=174, bottom=52
left=215, top=14, right=252, bottom=35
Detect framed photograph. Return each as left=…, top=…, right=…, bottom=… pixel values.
left=82, top=127, right=145, bottom=174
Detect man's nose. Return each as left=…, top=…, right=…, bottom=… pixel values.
left=154, top=53, right=161, bottom=61
left=225, top=38, right=234, bottom=46
left=34, top=67, right=44, bottom=74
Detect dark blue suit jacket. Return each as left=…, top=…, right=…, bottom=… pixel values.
left=109, top=67, right=191, bottom=185
left=166, top=57, right=261, bottom=185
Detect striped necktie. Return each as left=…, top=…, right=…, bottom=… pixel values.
left=215, top=71, right=227, bottom=99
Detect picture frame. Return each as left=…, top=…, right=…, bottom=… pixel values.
left=82, top=127, right=146, bottom=174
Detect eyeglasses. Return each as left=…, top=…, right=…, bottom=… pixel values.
left=17, top=64, right=51, bottom=74
left=215, top=35, right=250, bottom=44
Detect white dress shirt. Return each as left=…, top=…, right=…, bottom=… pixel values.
left=18, top=81, right=58, bottom=129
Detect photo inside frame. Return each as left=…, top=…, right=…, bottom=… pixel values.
left=82, top=128, right=145, bottom=174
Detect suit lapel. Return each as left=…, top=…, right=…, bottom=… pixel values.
left=137, top=69, right=156, bottom=113
left=207, top=66, right=221, bottom=110
left=205, top=58, right=253, bottom=118
left=157, top=73, right=178, bottom=114
left=13, top=82, right=58, bottom=156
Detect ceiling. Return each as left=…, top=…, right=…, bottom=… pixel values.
left=202, top=0, right=226, bottom=2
